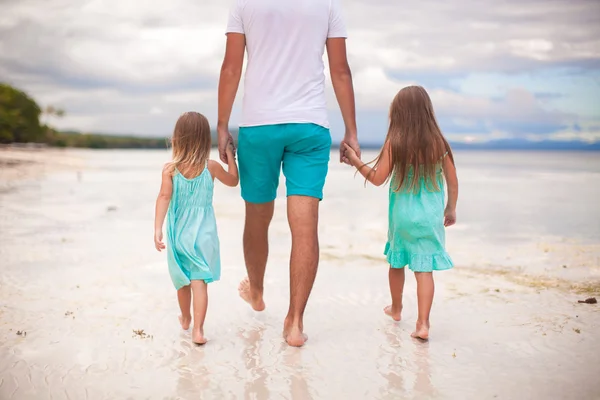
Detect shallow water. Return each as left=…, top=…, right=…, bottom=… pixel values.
left=0, top=149, right=599, bottom=399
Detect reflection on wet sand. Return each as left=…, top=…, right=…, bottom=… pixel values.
left=379, top=324, right=435, bottom=399
left=283, top=348, right=314, bottom=400
left=380, top=325, right=406, bottom=399
left=175, top=338, right=211, bottom=398
left=241, top=323, right=270, bottom=400
left=412, top=340, right=435, bottom=399
left=238, top=323, right=314, bottom=400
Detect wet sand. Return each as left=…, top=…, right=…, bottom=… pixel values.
left=0, top=147, right=82, bottom=184
left=1, top=149, right=599, bottom=399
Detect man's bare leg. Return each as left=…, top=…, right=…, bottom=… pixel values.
left=239, top=201, right=274, bottom=311
left=284, top=195, right=319, bottom=347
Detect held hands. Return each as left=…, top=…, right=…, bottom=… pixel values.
left=154, top=230, right=165, bottom=252
left=342, top=142, right=361, bottom=167
left=444, top=208, right=457, bottom=227
left=225, top=140, right=236, bottom=162
left=217, top=126, right=235, bottom=163
left=340, top=132, right=360, bottom=166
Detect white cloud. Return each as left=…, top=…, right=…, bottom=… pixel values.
left=348, top=65, right=572, bottom=126
left=546, top=122, right=600, bottom=143
left=0, top=0, right=598, bottom=139
left=445, top=130, right=513, bottom=143
left=344, top=0, right=600, bottom=73
left=0, top=0, right=228, bottom=85
left=433, top=87, right=569, bottom=123
left=352, top=67, right=414, bottom=109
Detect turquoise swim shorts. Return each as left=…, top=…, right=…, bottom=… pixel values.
left=237, top=123, right=332, bottom=204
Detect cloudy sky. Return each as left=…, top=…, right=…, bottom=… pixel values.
left=1, top=0, right=599, bottom=143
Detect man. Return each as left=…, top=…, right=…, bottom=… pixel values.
left=217, top=0, right=359, bottom=347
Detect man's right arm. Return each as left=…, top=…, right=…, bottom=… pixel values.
left=217, top=0, right=246, bottom=163
left=327, top=38, right=360, bottom=161
left=217, top=33, right=245, bottom=162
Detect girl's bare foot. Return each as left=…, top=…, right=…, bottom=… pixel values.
left=238, top=277, right=266, bottom=311
left=411, top=321, right=430, bottom=341
left=192, top=328, right=207, bottom=345
left=384, top=305, right=402, bottom=322
left=179, top=315, right=191, bottom=330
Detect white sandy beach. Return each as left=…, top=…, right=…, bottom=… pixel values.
left=0, top=148, right=599, bottom=400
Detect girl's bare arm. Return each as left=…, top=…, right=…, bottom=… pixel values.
left=209, top=155, right=239, bottom=187
left=154, top=164, right=174, bottom=250
left=345, top=141, right=392, bottom=187
left=443, top=155, right=458, bottom=211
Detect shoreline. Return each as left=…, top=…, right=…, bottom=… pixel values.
left=0, top=147, right=83, bottom=184
left=2, top=142, right=600, bottom=152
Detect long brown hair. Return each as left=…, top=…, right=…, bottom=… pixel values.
left=168, top=111, right=211, bottom=178
left=370, top=86, right=454, bottom=193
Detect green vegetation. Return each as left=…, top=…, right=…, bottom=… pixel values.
left=0, top=83, right=44, bottom=143
left=46, top=131, right=168, bottom=149
left=0, top=82, right=171, bottom=149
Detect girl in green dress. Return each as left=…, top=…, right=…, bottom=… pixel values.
left=343, top=86, right=459, bottom=341
left=154, top=112, right=239, bottom=345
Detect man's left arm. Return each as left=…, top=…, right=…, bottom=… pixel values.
left=326, top=0, right=359, bottom=164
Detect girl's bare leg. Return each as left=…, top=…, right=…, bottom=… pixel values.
left=191, top=280, right=208, bottom=345
left=412, top=272, right=434, bottom=340
left=384, top=267, right=405, bottom=321
left=177, top=285, right=192, bottom=330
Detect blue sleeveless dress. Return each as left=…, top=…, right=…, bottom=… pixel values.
left=166, top=161, right=221, bottom=289
left=384, top=164, right=453, bottom=273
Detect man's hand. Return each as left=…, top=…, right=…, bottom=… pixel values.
left=217, top=126, right=234, bottom=163
left=340, top=132, right=360, bottom=165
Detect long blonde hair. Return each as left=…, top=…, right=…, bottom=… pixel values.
left=168, top=112, right=211, bottom=177
left=370, top=86, right=454, bottom=193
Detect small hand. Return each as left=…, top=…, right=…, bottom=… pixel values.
left=225, top=140, right=236, bottom=162
left=154, top=230, right=165, bottom=251
left=217, top=126, right=234, bottom=164
left=444, top=208, right=456, bottom=227
left=342, top=142, right=360, bottom=167
left=340, top=133, right=360, bottom=165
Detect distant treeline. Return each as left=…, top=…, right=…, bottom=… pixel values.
left=0, top=82, right=234, bottom=149
left=46, top=131, right=169, bottom=149
left=46, top=130, right=232, bottom=149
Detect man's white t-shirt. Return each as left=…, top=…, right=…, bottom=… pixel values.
left=226, top=0, right=347, bottom=129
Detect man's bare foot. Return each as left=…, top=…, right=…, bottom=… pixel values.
left=411, top=321, right=430, bottom=341
left=283, top=326, right=308, bottom=347
left=179, top=315, right=191, bottom=330
left=238, top=277, right=266, bottom=311
left=384, top=305, right=402, bottom=322
left=192, top=328, right=207, bottom=345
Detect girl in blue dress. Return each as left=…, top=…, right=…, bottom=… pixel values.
left=343, top=86, right=459, bottom=341
left=154, top=112, right=239, bottom=345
